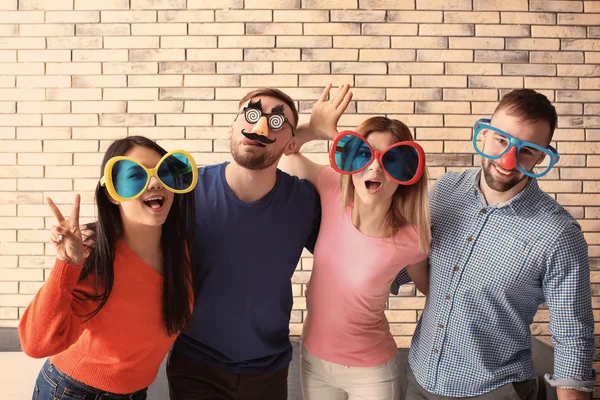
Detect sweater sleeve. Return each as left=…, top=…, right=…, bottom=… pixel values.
left=18, top=259, right=95, bottom=358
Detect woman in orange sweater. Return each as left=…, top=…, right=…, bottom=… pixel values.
left=19, top=136, right=198, bottom=400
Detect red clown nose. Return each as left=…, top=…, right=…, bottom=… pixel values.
left=498, top=146, right=517, bottom=171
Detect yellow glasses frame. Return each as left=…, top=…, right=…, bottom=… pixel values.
left=99, top=149, right=198, bottom=202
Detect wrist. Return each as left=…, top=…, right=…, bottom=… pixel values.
left=296, top=124, right=315, bottom=140
left=557, top=387, right=593, bottom=400
left=56, top=254, right=83, bottom=267
left=310, top=125, right=336, bottom=140
left=557, top=387, right=594, bottom=393
left=322, top=128, right=339, bottom=140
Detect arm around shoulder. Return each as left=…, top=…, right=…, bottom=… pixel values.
left=279, top=153, right=325, bottom=189
left=404, top=258, right=429, bottom=296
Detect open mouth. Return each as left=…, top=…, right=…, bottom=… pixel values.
left=143, top=196, right=164, bottom=210
left=365, top=180, right=382, bottom=194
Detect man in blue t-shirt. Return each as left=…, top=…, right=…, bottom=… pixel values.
left=166, top=88, right=321, bottom=400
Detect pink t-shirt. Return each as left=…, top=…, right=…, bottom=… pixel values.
left=302, top=167, right=427, bottom=367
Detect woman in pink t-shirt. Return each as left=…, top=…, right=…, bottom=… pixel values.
left=279, top=84, right=431, bottom=400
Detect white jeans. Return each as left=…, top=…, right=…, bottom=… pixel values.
left=300, top=344, right=403, bottom=400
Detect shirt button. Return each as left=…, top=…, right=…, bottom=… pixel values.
left=454, top=266, right=459, bottom=272
left=434, top=349, right=439, bottom=354
left=481, top=209, right=487, bottom=214
left=467, top=236, right=473, bottom=242
left=439, top=324, right=445, bottom=328
left=445, top=295, right=451, bottom=300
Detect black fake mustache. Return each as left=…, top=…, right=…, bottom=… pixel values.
left=241, top=130, right=277, bottom=145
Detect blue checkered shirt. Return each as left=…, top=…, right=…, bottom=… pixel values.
left=407, top=168, right=595, bottom=397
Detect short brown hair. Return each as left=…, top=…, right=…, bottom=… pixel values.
left=238, top=88, right=299, bottom=131
left=493, top=89, right=557, bottom=143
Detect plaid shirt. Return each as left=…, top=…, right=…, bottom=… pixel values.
left=407, top=168, right=595, bottom=397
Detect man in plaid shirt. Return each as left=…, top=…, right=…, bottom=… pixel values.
left=399, top=89, right=595, bottom=400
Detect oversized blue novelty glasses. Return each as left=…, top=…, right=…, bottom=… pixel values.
left=472, top=118, right=560, bottom=178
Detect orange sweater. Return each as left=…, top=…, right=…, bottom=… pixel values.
left=18, top=240, right=176, bottom=394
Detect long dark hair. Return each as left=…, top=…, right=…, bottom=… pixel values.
left=76, top=136, right=196, bottom=336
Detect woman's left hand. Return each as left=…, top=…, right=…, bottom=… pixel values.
left=309, top=83, right=353, bottom=140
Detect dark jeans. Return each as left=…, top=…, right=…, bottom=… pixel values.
left=166, top=351, right=288, bottom=400
left=33, top=358, right=148, bottom=400
left=405, top=364, right=538, bottom=400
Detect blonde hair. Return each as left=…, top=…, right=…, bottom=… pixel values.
left=340, top=116, right=431, bottom=253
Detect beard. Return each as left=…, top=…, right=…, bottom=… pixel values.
left=481, top=158, right=529, bottom=192
left=231, top=141, right=283, bottom=170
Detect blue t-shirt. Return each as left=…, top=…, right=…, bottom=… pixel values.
left=172, top=162, right=321, bottom=374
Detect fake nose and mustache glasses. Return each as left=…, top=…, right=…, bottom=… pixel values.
left=329, top=131, right=426, bottom=185
left=240, top=106, right=295, bottom=145
left=472, top=118, right=560, bottom=178
left=100, top=150, right=198, bottom=202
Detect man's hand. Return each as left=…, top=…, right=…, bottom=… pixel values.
left=557, top=388, right=592, bottom=400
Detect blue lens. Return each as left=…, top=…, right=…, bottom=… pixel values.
left=158, top=153, right=194, bottom=191
left=382, top=146, right=419, bottom=182
left=334, top=135, right=373, bottom=173
left=112, top=159, right=148, bottom=199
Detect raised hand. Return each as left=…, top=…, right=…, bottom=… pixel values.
left=48, top=195, right=84, bottom=266
left=309, top=83, right=353, bottom=140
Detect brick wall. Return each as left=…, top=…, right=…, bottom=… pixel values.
left=0, top=0, right=598, bottom=385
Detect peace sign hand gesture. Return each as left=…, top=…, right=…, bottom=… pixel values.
left=48, top=195, right=84, bottom=266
